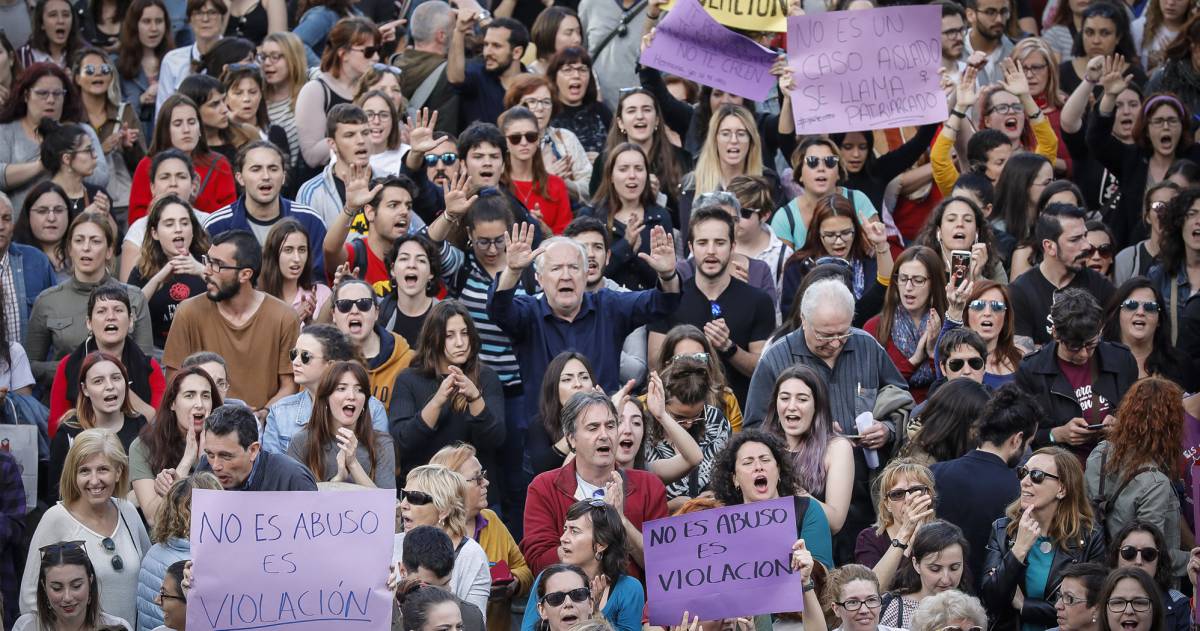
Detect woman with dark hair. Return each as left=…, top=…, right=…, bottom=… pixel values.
left=1149, top=187, right=1200, bottom=330
left=1097, top=567, right=1165, bottom=631
left=527, top=7, right=583, bottom=74
left=1115, top=182, right=1179, bottom=284
left=259, top=218, right=330, bottom=325
left=294, top=17, right=381, bottom=169
left=1085, top=220, right=1117, bottom=280
left=941, top=279, right=1024, bottom=386
left=658, top=324, right=742, bottom=431
left=0, top=62, right=108, bottom=212
left=831, top=122, right=940, bottom=212
left=590, top=88, right=689, bottom=216
left=504, top=74, right=591, bottom=203
left=39, top=118, right=110, bottom=218
left=154, top=560, right=189, bottom=631
left=18, top=0, right=85, bottom=66
left=527, top=564, right=594, bottom=631
left=127, top=93, right=236, bottom=223
left=355, top=89, right=404, bottom=177
left=14, top=539, right=130, bottom=630
left=501, top=106, right=571, bottom=235
left=157, top=0, right=227, bottom=111
left=0, top=33, right=20, bottom=112
left=126, top=195, right=208, bottom=348
left=390, top=300, right=504, bottom=480
left=1107, top=522, right=1189, bottom=631
left=915, top=196, right=1006, bottom=284
left=760, top=364, right=854, bottom=534
left=14, top=180, right=71, bottom=276
left=545, top=48, right=610, bottom=158
left=879, top=521, right=970, bottom=628
left=396, top=583, right=464, bottom=631
left=864, top=246, right=948, bottom=403
left=116, top=0, right=172, bottom=141
left=1145, top=14, right=1200, bottom=121
left=644, top=359, right=727, bottom=507
left=771, top=137, right=878, bottom=251
left=222, top=63, right=289, bottom=161
left=1102, top=278, right=1186, bottom=384
left=178, top=73, right=253, bottom=165
left=287, top=361, right=394, bottom=487
left=903, top=379, right=991, bottom=465
left=127, top=366, right=220, bottom=523
left=525, top=351, right=596, bottom=477
left=991, top=152, right=1054, bottom=274
left=1059, top=2, right=1145, bottom=93
left=377, top=234, right=442, bottom=343
left=521, top=502, right=643, bottom=631
left=118, top=149, right=195, bottom=281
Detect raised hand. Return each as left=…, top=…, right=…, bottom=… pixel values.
left=640, top=28, right=657, bottom=55
left=956, top=64, right=979, bottom=109
left=602, top=470, right=625, bottom=514
left=1099, top=53, right=1131, bottom=96
left=646, top=371, right=667, bottom=420
left=863, top=219, right=888, bottom=248
left=671, top=612, right=701, bottom=631
left=1000, top=58, right=1030, bottom=97
left=623, top=213, right=644, bottom=253
left=333, top=261, right=362, bottom=285
left=504, top=222, right=540, bottom=271
left=779, top=68, right=796, bottom=95
left=637, top=225, right=676, bottom=276
left=790, top=539, right=814, bottom=582
left=443, top=168, right=477, bottom=220
left=924, top=308, right=941, bottom=355
left=946, top=277, right=973, bottom=320
left=408, top=107, right=440, bottom=155
left=610, top=378, right=637, bottom=415
left=1084, top=55, right=1105, bottom=84
left=345, top=163, right=382, bottom=212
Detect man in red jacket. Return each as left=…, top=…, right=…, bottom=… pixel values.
left=520, top=390, right=669, bottom=579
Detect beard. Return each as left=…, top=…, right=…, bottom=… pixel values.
left=206, top=277, right=240, bottom=302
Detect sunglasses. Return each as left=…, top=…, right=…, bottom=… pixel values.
left=968, top=299, right=1007, bottom=312
left=101, top=536, right=125, bottom=571
left=1120, top=299, right=1159, bottom=313
left=289, top=349, right=323, bottom=364
left=1017, top=466, right=1061, bottom=484
left=506, top=131, right=539, bottom=145
left=739, top=207, right=760, bottom=219
left=541, top=587, right=591, bottom=607
left=400, top=489, right=433, bottom=505
left=1057, top=336, right=1100, bottom=353
left=423, top=153, right=458, bottom=167
left=1119, top=545, right=1159, bottom=563
left=805, top=155, right=840, bottom=169
left=351, top=45, right=380, bottom=58
left=1084, top=243, right=1113, bottom=258
left=885, top=485, right=929, bottom=501
left=335, top=298, right=375, bottom=313
left=82, top=63, right=112, bottom=76
left=946, top=357, right=984, bottom=372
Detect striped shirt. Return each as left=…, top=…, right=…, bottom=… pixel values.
left=267, top=97, right=300, bottom=168
left=443, top=247, right=525, bottom=390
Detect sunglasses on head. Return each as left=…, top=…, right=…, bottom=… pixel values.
left=1121, top=299, right=1159, bottom=313
left=1119, top=545, right=1158, bottom=563
left=947, top=357, right=984, bottom=372
left=423, top=153, right=457, bottom=167
left=1017, top=466, right=1060, bottom=484
left=885, top=484, right=929, bottom=501
left=400, top=489, right=433, bottom=505
left=506, top=131, right=539, bottom=145
left=335, top=298, right=375, bottom=313
left=805, top=155, right=839, bottom=169
left=542, top=587, right=591, bottom=607
left=968, top=299, right=1007, bottom=312
left=290, top=349, right=321, bottom=364
left=40, top=540, right=86, bottom=557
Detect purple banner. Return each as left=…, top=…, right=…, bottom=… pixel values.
left=640, top=0, right=779, bottom=102
left=786, top=5, right=947, bottom=134
left=643, top=496, right=802, bottom=625
left=187, top=489, right=395, bottom=631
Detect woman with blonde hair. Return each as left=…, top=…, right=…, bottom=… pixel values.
left=981, top=447, right=1105, bottom=630
left=260, top=32, right=306, bottom=172
left=430, top=443, right=532, bottom=631
left=856, top=458, right=937, bottom=590
left=1009, top=38, right=1072, bottom=176
left=396, top=464, right=492, bottom=622
left=134, top=472, right=221, bottom=631
left=681, top=104, right=767, bottom=234
left=21, top=429, right=151, bottom=626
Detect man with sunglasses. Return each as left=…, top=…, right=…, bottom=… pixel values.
left=1015, top=288, right=1137, bottom=456
left=932, top=384, right=1041, bottom=589
left=163, top=230, right=301, bottom=416
left=1010, top=203, right=1115, bottom=349
left=394, top=1, right=460, bottom=134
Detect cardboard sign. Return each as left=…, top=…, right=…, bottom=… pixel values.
left=786, top=6, right=947, bottom=134
left=643, top=497, right=802, bottom=625
left=664, top=0, right=789, bottom=33
left=187, top=489, right=395, bottom=631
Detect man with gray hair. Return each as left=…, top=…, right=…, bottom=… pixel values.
left=393, top=0, right=459, bottom=133
left=0, top=191, right=55, bottom=343
left=488, top=223, right=680, bottom=422
left=520, top=390, right=668, bottom=577
left=744, top=277, right=913, bottom=562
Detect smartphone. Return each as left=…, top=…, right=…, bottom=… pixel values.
left=841, top=432, right=862, bottom=440
left=950, top=250, right=971, bottom=287
left=1085, top=423, right=1107, bottom=431
left=116, top=102, right=127, bottom=126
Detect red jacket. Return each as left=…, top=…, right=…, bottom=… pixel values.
left=520, top=460, right=669, bottom=579
left=127, top=152, right=237, bottom=224
left=864, top=315, right=933, bottom=404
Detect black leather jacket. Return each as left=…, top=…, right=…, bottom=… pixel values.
left=980, top=516, right=1106, bottom=631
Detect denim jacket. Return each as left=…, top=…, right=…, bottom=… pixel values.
left=8, top=244, right=58, bottom=343
left=261, top=389, right=389, bottom=454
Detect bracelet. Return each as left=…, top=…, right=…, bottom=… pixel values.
left=343, top=206, right=360, bottom=218
left=802, top=579, right=816, bottom=592
left=1029, top=108, right=1043, bottom=118
left=950, top=109, right=966, bottom=119
left=876, top=274, right=891, bottom=287
left=718, top=343, right=738, bottom=360
left=467, top=393, right=483, bottom=403
left=659, top=270, right=679, bottom=283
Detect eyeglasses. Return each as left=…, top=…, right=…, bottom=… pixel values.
left=334, top=298, right=375, bottom=313
left=521, top=98, right=553, bottom=110
left=424, top=153, right=458, bottom=167
left=82, top=63, right=112, bottom=76
left=351, top=46, right=380, bottom=58
left=885, top=485, right=930, bottom=501
left=364, top=110, right=391, bottom=122
left=71, top=145, right=96, bottom=157
left=968, top=299, right=1007, bottom=312
left=835, top=596, right=882, bottom=611
left=1121, top=299, right=1159, bottom=313
left=898, top=275, right=929, bottom=288
left=947, top=356, right=985, bottom=372
left=542, top=587, right=591, bottom=606
left=256, top=51, right=284, bottom=63
left=506, top=131, right=539, bottom=145
left=201, top=255, right=242, bottom=273
left=101, top=536, right=125, bottom=571
left=1107, top=598, right=1152, bottom=613
left=31, top=205, right=68, bottom=216
left=400, top=489, right=433, bottom=505
left=558, top=64, right=589, bottom=77
left=1057, top=335, right=1101, bottom=353
left=718, top=129, right=751, bottom=142
left=812, top=330, right=853, bottom=345
left=1119, top=545, right=1159, bottom=562
left=805, top=155, right=839, bottom=169
left=473, top=235, right=506, bottom=251
left=31, top=88, right=68, bottom=101
left=158, top=588, right=186, bottom=603
left=1056, top=592, right=1087, bottom=607
left=1017, top=466, right=1061, bottom=484
left=1021, top=62, right=1048, bottom=74
left=193, top=7, right=222, bottom=19
left=976, top=6, right=1011, bottom=17
left=942, top=26, right=967, bottom=38
left=465, top=469, right=488, bottom=486
left=820, top=228, right=855, bottom=243
left=1148, top=117, right=1180, bottom=128
left=987, top=102, right=1025, bottom=115
left=289, top=349, right=324, bottom=364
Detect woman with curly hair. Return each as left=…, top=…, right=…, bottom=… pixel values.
left=1085, top=377, right=1186, bottom=573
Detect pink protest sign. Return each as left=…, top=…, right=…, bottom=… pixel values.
left=187, top=489, right=395, bottom=631
left=786, top=5, right=947, bottom=134
left=643, top=496, right=802, bottom=625
left=640, top=0, right=780, bottom=102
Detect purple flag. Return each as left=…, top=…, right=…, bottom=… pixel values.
left=643, top=496, right=803, bottom=625
left=187, top=489, right=395, bottom=631
left=786, top=5, right=947, bottom=134
left=640, top=0, right=780, bottom=102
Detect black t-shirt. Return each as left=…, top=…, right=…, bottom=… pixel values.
left=648, top=276, right=775, bottom=405
left=390, top=307, right=428, bottom=350
left=128, top=267, right=208, bottom=349
left=1010, top=267, right=1115, bottom=346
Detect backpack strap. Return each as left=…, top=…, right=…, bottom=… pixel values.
left=589, top=0, right=647, bottom=60
left=350, top=238, right=369, bottom=276
left=407, top=61, right=447, bottom=121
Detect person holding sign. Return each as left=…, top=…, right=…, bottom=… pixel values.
left=13, top=540, right=133, bottom=631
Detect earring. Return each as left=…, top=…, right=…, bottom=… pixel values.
left=594, top=551, right=602, bottom=561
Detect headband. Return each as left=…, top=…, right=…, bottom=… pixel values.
left=1142, top=94, right=1184, bottom=117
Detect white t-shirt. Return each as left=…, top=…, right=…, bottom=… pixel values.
left=13, top=611, right=131, bottom=630
left=0, top=342, right=35, bottom=392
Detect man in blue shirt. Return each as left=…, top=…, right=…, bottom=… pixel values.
left=487, top=223, right=680, bottom=420
left=446, top=11, right=527, bottom=125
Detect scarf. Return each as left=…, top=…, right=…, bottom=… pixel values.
left=890, top=308, right=935, bottom=386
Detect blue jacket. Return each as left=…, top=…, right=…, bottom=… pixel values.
left=261, top=388, right=389, bottom=454
left=202, top=196, right=328, bottom=280
left=135, top=537, right=189, bottom=631
left=8, top=244, right=57, bottom=343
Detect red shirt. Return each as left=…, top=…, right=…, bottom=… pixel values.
left=510, top=176, right=573, bottom=234
left=343, top=239, right=392, bottom=296
left=127, top=153, right=238, bottom=224
left=48, top=355, right=165, bottom=437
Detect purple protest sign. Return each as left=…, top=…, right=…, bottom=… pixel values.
left=187, top=489, right=395, bottom=631
left=643, top=496, right=802, bottom=625
left=640, top=0, right=779, bottom=102
left=786, top=5, right=947, bottom=134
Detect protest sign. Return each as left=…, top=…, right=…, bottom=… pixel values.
left=643, top=496, right=802, bottom=625
left=662, top=0, right=788, bottom=32
left=187, top=489, right=394, bottom=631
left=642, top=0, right=780, bottom=101
left=786, top=5, right=947, bottom=135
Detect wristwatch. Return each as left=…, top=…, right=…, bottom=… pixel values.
left=890, top=538, right=909, bottom=550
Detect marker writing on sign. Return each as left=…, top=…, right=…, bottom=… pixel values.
left=197, top=582, right=375, bottom=631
